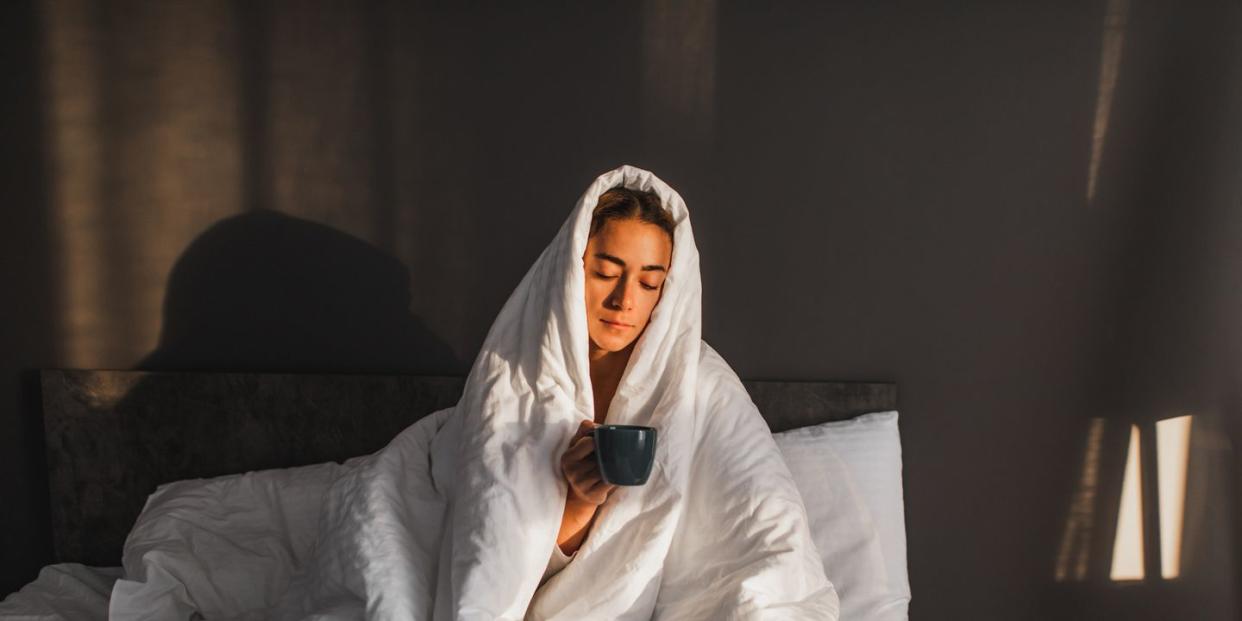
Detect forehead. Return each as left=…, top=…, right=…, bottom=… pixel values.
left=585, top=219, right=672, bottom=266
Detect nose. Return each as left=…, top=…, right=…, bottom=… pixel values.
left=607, top=279, right=635, bottom=311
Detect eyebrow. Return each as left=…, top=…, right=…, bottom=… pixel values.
left=593, top=252, right=667, bottom=273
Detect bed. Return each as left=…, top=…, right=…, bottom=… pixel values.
left=2, top=369, right=908, bottom=619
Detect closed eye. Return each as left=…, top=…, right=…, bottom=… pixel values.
left=595, top=272, right=660, bottom=291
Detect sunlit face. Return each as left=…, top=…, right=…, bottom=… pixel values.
left=582, top=218, right=673, bottom=356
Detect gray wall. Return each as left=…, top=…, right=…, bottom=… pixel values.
left=3, top=1, right=1239, bottom=618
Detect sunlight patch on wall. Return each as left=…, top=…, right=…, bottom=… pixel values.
left=1156, top=415, right=1192, bottom=579
left=1086, top=0, right=1129, bottom=203
left=1054, top=417, right=1105, bottom=582
left=1110, top=423, right=1144, bottom=581
left=40, top=0, right=243, bottom=367
left=42, top=0, right=108, bottom=367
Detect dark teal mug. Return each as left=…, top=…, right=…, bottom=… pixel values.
left=592, top=425, right=657, bottom=486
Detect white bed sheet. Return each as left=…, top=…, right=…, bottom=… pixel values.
left=0, top=564, right=120, bottom=621
left=1, top=408, right=909, bottom=621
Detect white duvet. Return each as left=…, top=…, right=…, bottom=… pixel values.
left=107, top=165, right=839, bottom=620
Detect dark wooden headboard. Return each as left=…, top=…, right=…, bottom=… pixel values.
left=40, top=369, right=897, bottom=567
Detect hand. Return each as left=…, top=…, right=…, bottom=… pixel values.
left=560, top=419, right=617, bottom=506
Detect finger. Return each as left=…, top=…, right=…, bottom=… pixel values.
left=563, top=460, right=592, bottom=485
left=570, top=476, right=602, bottom=502
left=583, top=484, right=612, bottom=505
left=559, top=441, right=586, bottom=470
left=571, top=469, right=601, bottom=493
left=585, top=478, right=615, bottom=499
left=561, top=440, right=587, bottom=466
left=565, top=436, right=596, bottom=462
left=565, top=429, right=592, bottom=455
left=586, top=477, right=615, bottom=494
left=567, top=457, right=603, bottom=488
left=578, top=469, right=602, bottom=489
left=565, top=458, right=600, bottom=484
left=575, top=419, right=598, bottom=437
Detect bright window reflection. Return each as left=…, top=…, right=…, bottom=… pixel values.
left=1110, top=424, right=1144, bottom=581
left=1156, top=415, right=1193, bottom=579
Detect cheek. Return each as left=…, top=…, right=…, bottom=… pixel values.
left=583, top=283, right=604, bottom=310
left=638, top=297, right=659, bottom=324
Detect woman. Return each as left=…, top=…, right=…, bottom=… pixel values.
left=110, top=165, right=838, bottom=621
left=549, top=185, right=674, bottom=579
left=433, top=164, right=837, bottom=619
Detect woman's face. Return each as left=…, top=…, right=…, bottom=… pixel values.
left=582, top=218, right=673, bottom=356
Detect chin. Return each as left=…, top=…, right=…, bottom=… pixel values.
left=590, top=330, right=634, bottom=353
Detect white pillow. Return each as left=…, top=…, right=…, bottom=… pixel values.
left=774, top=410, right=910, bottom=620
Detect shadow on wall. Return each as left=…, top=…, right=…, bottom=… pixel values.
left=135, top=209, right=459, bottom=374
left=44, top=209, right=465, bottom=568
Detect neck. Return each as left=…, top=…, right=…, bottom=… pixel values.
left=588, top=340, right=633, bottom=381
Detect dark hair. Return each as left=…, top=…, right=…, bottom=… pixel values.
left=588, top=186, right=676, bottom=245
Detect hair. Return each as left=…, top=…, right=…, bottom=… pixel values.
left=588, top=186, right=676, bottom=246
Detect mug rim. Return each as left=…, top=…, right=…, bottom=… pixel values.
left=594, top=424, right=656, bottom=432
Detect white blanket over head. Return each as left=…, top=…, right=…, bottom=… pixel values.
left=109, top=165, right=839, bottom=621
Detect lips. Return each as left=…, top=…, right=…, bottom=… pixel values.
left=601, top=318, right=633, bottom=328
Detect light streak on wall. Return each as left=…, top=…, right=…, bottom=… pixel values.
left=1110, top=423, right=1145, bottom=581
left=1054, top=417, right=1106, bottom=582
left=1086, top=0, right=1129, bottom=203
left=41, top=0, right=108, bottom=367
left=1156, top=414, right=1193, bottom=579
